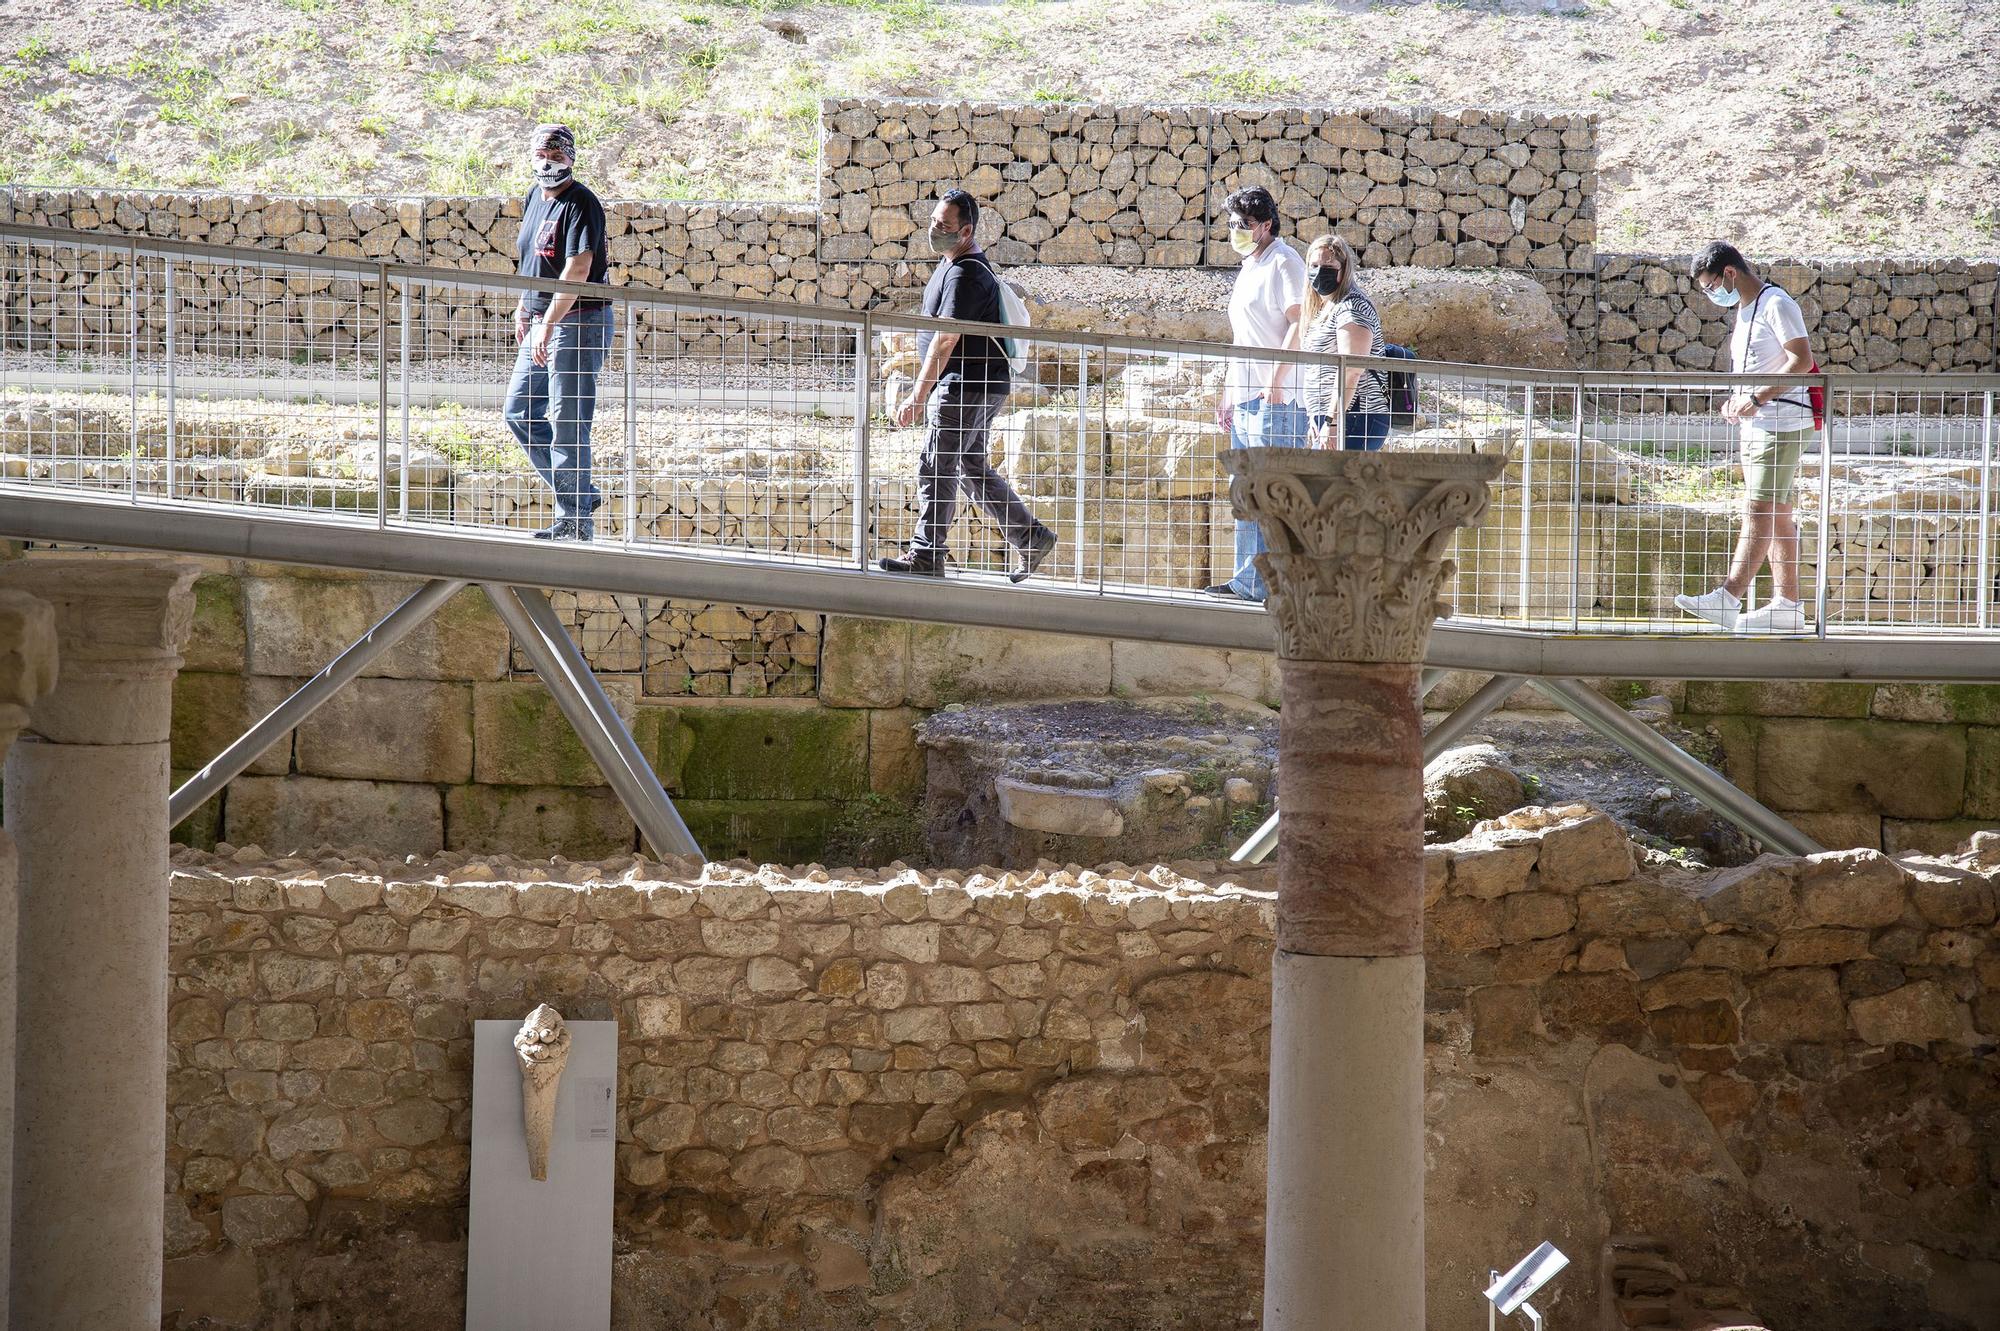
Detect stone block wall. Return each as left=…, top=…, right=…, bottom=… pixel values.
left=1680, top=681, right=2000, bottom=854
left=1595, top=253, right=2000, bottom=373
left=818, top=99, right=1597, bottom=275
left=158, top=812, right=1997, bottom=1330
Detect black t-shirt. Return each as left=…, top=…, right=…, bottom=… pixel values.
left=918, top=252, right=1010, bottom=395
left=516, top=181, right=610, bottom=316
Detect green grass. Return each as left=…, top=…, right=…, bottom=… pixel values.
left=1205, top=67, right=1301, bottom=101
left=15, top=37, right=54, bottom=63
left=423, top=140, right=504, bottom=195
left=126, top=43, right=217, bottom=128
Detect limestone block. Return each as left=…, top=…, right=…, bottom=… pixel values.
left=1797, top=849, right=1909, bottom=927
left=444, top=785, right=637, bottom=860
left=244, top=578, right=510, bottom=681
left=819, top=617, right=911, bottom=709
left=471, top=679, right=639, bottom=787
left=184, top=574, right=248, bottom=674
left=1699, top=857, right=1799, bottom=932
left=1108, top=642, right=1279, bottom=706
left=675, top=706, right=869, bottom=801
left=295, top=678, right=473, bottom=784
left=1535, top=811, right=1636, bottom=891
left=1848, top=981, right=1975, bottom=1046
left=996, top=777, right=1123, bottom=838
left=867, top=708, right=927, bottom=798
left=224, top=775, right=443, bottom=857
left=172, top=672, right=297, bottom=777
left=905, top=624, right=1111, bottom=706
left=1755, top=720, right=1967, bottom=819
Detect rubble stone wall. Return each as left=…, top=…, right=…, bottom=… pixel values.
left=3, top=188, right=835, bottom=361
left=818, top=99, right=1598, bottom=273
left=1594, top=253, right=2000, bottom=373
left=158, top=813, right=1998, bottom=1331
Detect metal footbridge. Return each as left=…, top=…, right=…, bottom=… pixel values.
left=2, top=221, right=1996, bottom=864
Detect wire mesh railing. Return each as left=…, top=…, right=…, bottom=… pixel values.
left=3, top=220, right=1997, bottom=644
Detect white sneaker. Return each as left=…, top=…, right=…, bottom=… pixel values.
left=1736, top=599, right=1807, bottom=634
left=1674, top=586, right=1741, bottom=630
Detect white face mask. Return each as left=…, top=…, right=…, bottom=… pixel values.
left=1228, top=227, right=1258, bottom=257
left=1703, top=277, right=1739, bottom=309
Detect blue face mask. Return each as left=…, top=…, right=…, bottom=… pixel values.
left=1703, top=277, right=1739, bottom=309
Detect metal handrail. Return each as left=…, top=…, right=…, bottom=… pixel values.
left=5, top=220, right=1996, bottom=390
left=3, top=219, right=1998, bottom=659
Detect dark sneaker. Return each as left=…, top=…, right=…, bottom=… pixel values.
left=1203, top=583, right=1248, bottom=600
left=533, top=517, right=594, bottom=542
left=878, top=547, right=946, bottom=576
left=1010, top=526, right=1059, bottom=584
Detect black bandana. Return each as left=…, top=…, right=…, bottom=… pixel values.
left=530, top=123, right=576, bottom=158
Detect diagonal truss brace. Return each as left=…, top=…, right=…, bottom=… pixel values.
left=1230, top=673, right=1823, bottom=866
left=170, top=578, right=703, bottom=863
left=171, top=578, right=468, bottom=828
left=481, top=584, right=702, bottom=861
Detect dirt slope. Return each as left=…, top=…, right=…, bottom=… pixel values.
left=1, top=0, right=1996, bottom=255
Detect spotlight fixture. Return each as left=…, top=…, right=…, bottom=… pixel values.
left=1484, top=1241, right=1570, bottom=1331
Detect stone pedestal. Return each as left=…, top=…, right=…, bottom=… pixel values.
left=0, top=558, right=197, bottom=1330
left=1223, top=448, right=1501, bottom=1331
left=0, top=589, right=58, bottom=1331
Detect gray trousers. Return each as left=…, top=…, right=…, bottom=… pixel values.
left=916, top=384, right=1039, bottom=553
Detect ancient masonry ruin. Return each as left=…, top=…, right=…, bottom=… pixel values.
left=0, top=95, right=1997, bottom=1331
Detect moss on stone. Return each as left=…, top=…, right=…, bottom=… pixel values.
left=184, top=574, right=246, bottom=674
left=678, top=799, right=840, bottom=862
left=171, top=768, right=224, bottom=850
left=675, top=706, right=869, bottom=801
left=824, top=793, right=928, bottom=865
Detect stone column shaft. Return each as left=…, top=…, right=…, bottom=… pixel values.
left=0, top=558, right=196, bottom=1330
left=1225, top=448, right=1501, bottom=1331
left=0, top=589, right=59, bottom=1331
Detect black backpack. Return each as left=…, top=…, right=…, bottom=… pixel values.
left=1379, top=343, right=1418, bottom=430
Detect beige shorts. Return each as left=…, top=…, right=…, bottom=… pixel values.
left=1742, top=426, right=1810, bottom=504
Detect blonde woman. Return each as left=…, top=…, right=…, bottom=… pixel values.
left=1299, top=234, right=1391, bottom=451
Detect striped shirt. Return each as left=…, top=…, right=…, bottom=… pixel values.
left=1303, top=287, right=1390, bottom=418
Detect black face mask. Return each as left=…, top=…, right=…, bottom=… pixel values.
left=1309, top=265, right=1342, bottom=296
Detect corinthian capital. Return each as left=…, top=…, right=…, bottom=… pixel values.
left=1222, top=448, right=1504, bottom=664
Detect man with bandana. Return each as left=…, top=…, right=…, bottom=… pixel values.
left=878, top=188, right=1058, bottom=581
left=503, top=123, right=613, bottom=542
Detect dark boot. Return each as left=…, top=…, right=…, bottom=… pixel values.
left=878, top=547, right=947, bottom=576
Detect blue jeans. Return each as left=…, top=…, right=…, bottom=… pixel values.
left=1227, top=395, right=1311, bottom=600
left=503, top=304, right=614, bottom=521
left=1315, top=410, right=1392, bottom=452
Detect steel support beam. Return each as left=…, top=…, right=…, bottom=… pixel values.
left=482, top=584, right=702, bottom=862
left=169, top=578, right=464, bottom=828
left=8, top=491, right=2000, bottom=683
left=1230, top=673, right=1524, bottom=865
left=1530, top=677, right=1823, bottom=856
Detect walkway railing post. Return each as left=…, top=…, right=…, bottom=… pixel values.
left=398, top=278, right=411, bottom=522
left=623, top=304, right=637, bottom=547
left=1813, top=371, right=1835, bottom=636
left=163, top=256, right=176, bottom=501
left=127, top=240, right=139, bottom=503
left=851, top=315, right=871, bottom=569
left=1073, top=344, right=1088, bottom=588
left=374, top=262, right=389, bottom=528
left=1979, top=389, right=1994, bottom=630
left=1519, top=382, right=1535, bottom=620
left=1569, top=380, right=1584, bottom=629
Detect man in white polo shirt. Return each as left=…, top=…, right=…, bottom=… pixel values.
left=1675, top=242, right=1817, bottom=634
left=1206, top=185, right=1309, bottom=603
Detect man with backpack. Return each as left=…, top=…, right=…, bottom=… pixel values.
left=879, top=188, right=1059, bottom=582
left=1674, top=242, right=1818, bottom=634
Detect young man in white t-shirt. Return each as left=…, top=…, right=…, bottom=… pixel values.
left=1674, top=242, right=1817, bottom=634
left=1206, top=185, right=1308, bottom=602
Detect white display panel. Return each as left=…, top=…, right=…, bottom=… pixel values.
left=465, top=1019, right=617, bottom=1330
